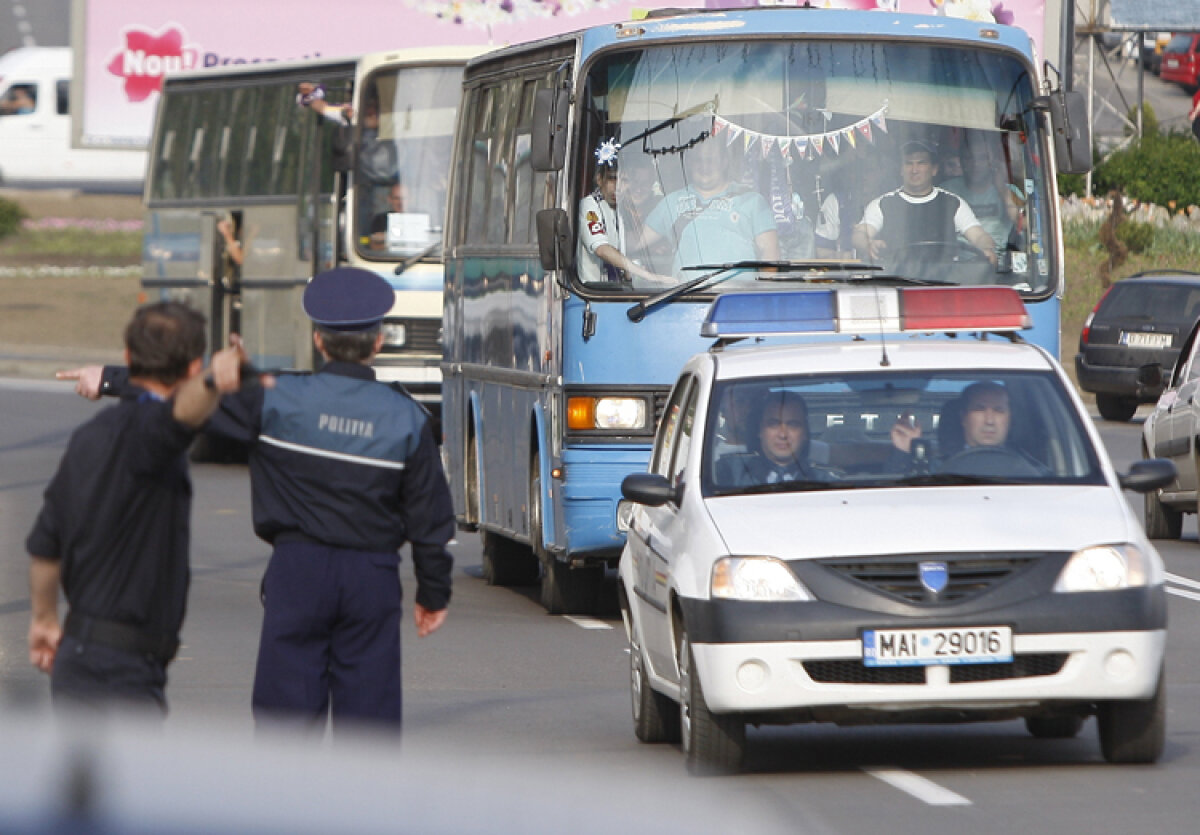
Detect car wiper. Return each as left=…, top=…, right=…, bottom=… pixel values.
left=893, top=473, right=1016, bottom=486
left=729, top=479, right=838, bottom=495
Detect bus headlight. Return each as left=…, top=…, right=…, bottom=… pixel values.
left=711, top=557, right=813, bottom=602
left=1053, top=544, right=1158, bottom=592
left=382, top=322, right=407, bottom=348
left=567, top=396, right=648, bottom=430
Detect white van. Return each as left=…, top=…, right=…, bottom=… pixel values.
left=0, top=47, right=146, bottom=192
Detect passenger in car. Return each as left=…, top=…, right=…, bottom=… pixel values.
left=715, top=391, right=828, bottom=486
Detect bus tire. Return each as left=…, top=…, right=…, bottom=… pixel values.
left=531, top=456, right=601, bottom=613
left=480, top=531, right=538, bottom=587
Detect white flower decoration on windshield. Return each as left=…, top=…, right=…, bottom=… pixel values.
left=594, top=138, right=622, bottom=168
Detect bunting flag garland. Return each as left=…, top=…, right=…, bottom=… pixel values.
left=710, top=100, right=890, bottom=163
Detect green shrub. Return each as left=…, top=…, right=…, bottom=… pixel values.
left=1126, top=101, right=1158, bottom=136
left=1116, top=220, right=1155, bottom=253
left=0, top=196, right=26, bottom=240
left=1093, top=131, right=1200, bottom=206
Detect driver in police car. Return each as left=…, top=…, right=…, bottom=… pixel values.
left=851, top=139, right=997, bottom=268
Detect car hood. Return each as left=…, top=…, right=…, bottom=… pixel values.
left=704, top=485, right=1140, bottom=558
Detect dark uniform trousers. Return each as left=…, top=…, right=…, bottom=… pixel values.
left=51, top=636, right=168, bottom=715
left=253, top=541, right=404, bottom=727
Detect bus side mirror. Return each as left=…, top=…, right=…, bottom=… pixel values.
left=531, top=88, right=568, bottom=172
left=536, top=208, right=573, bottom=271
left=1048, top=89, right=1091, bottom=175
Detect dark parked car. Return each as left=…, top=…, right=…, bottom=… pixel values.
left=1075, top=271, right=1200, bottom=422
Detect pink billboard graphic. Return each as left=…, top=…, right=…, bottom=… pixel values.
left=104, top=24, right=200, bottom=104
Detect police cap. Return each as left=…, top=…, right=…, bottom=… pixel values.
left=302, top=267, right=393, bottom=331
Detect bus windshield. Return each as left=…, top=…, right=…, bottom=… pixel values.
left=577, top=41, right=1052, bottom=298
left=355, top=64, right=463, bottom=262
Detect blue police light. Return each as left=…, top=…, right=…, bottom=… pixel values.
left=701, top=287, right=1029, bottom=339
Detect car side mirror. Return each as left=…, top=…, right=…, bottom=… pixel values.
left=1118, top=458, right=1176, bottom=493
left=621, top=472, right=680, bottom=507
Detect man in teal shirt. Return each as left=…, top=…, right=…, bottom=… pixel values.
left=642, top=138, right=779, bottom=276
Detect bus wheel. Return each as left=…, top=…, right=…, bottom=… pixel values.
left=480, top=532, right=538, bottom=588
left=531, top=459, right=600, bottom=614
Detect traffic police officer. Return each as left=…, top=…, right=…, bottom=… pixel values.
left=206, top=267, right=455, bottom=731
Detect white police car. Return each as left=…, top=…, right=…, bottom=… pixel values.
left=617, top=287, right=1175, bottom=775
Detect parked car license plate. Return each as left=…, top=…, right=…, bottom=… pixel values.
left=1120, top=331, right=1172, bottom=349
left=862, top=626, right=1013, bottom=667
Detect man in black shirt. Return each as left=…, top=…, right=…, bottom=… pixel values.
left=27, top=302, right=248, bottom=714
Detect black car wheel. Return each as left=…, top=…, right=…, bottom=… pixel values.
left=1144, top=488, right=1183, bottom=540
left=1096, top=393, right=1138, bottom=422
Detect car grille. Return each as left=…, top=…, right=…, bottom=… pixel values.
left=802, top=653, right=1068, bottom=685
left=818, top=554, right=1039, bottom=604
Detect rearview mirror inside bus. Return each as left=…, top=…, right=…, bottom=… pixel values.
left=536, top=208, right=573, bottom=272
left=531, top=88, right=569, bottom=172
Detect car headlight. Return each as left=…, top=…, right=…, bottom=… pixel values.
left=1053, top=544, right=1160, bottom=592
left=711, top=557, right=814, bottom=602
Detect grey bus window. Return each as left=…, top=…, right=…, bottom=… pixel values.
left=153, top=91, right=198, bottom=200
left=56, top=80, right=69, bottom=115
left=219, top=85, right=258, bottom=197
left=486, top=79, right=519, bottom=246
left=464, top=86, right=496, bottom=246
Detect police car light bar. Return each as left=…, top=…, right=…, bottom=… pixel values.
left=700, top=286, right=1031, bottom=339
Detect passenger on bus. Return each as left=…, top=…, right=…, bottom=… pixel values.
left=577, top=158, right=671, bottom=285
left=641, top=137, right=780, bottom=278
left=851, top=139, right=997, bottom=268
left=939, top=140, right=1020, bottom=258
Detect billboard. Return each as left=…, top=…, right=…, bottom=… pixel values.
left=1110, top=0, right=1200, bottom=30
left=71, top=0, right=706, bottom=149
left=72, top=0, right=1049, bottom=150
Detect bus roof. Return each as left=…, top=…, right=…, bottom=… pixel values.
left=465, top=6, right=1035, bottom=74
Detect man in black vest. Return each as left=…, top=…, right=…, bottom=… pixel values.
left=852, top=139, right=996, bottom=269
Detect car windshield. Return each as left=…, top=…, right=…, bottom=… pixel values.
left=702, top=369, right=1104, bottom=496
left=577, top=40, right=1054, bottom=297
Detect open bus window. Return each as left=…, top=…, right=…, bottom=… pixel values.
left=576, top=41, right=1055, bottom=298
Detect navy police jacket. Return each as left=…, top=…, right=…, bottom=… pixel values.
left=100, top=362, right=454, bottom=611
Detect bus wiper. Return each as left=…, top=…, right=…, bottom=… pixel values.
left=394, top=237, right=442, bottom=275
left=626, top=263, right=746, bottom=322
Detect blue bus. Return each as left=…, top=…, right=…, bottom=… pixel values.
left=441, top=6, right=1090, bottom=613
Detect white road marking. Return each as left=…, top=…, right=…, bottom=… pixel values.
left=1167, top=586, right=1200, bottom=602
left=564, top=616, right=613, bottom=630
left=864, top=768, right=971, bottom=806
left=1165, top=572, right=1200, bottom=591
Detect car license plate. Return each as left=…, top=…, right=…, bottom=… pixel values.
left=1120, top=331, right=1172, bottom=349
left=1167, top=58, right=1179, bottom=68
left=862, top=626, right=1012, bottom=667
